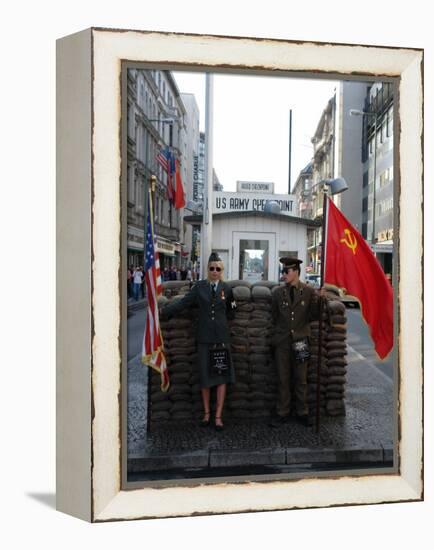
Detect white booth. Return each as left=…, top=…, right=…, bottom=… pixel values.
left=185, top=209, right=319, bottom=282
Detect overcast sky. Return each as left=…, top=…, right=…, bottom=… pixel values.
left=173, top=71, right=338, bottom=194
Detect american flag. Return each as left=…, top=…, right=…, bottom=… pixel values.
left=156, top=146, right=170, bottom=172
left=141, top=189, right=169, bottom=391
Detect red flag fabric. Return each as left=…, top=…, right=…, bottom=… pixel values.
left=174, top=159, right=186, bottom=209
left=324, top=196, right=393, bottom=359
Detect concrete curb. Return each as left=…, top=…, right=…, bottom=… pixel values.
left=128, top=445, right=393, bottom=472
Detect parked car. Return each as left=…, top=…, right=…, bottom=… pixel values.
left=324, top=283, right=360, bottom=308
left=305, top=274, right=321, bottom=289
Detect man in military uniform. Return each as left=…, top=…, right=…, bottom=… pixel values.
left=270, top=257, right=323, bottom=427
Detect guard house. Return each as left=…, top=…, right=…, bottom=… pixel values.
left=184, top=182, right=320, bottom=282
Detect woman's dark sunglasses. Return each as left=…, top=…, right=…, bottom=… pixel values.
left=209, top=266, right=222, bottom=272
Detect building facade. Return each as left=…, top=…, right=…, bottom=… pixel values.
left=361, top=82, right=394, bottom=274
left=309, top=96, right=336, bottom=273
left=180, top=93, right=200, bottom=266
left=126, top=68, right=187, bottom=269
left=334, top=81, right=370, bottom=232
left=292, top=162, right=316, bottom=271
left=303, top=80, right=394, bottom=275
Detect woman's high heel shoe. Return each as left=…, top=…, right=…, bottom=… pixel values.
left=215, top=417, right=224, bottom=432
left=200, top=412, right=210, bottom=427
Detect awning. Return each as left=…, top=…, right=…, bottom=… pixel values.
left=155, top=236, right=176, bottom=256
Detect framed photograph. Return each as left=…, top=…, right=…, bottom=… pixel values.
left=56, top=28, right=423, bottom=522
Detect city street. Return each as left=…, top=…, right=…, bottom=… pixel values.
left=127, top=302, right=147, bottom=360
left=346, top=308, right=394, bottom=381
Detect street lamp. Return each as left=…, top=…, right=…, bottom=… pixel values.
left=350, top=108, right=378, bottom=247
left=263, top=200, right=281, bottom=215
left=319, top=177, right=348, bottom=282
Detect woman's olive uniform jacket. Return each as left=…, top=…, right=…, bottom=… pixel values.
left=161, top=280, right=236, bottom=343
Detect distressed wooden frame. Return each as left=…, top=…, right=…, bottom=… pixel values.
left=56, top=27, right=423, bottom=522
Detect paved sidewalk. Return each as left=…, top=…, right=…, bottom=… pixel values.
left=127, top=345, right=394, bottom=478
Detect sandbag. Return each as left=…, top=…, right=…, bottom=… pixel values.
left=232, top=286, right=251, bottom=301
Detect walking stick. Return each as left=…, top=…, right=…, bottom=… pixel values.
left=316, top=190, right=328, bottom=433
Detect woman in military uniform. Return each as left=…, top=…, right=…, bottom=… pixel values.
left=160, top=253, right=236, bottom=431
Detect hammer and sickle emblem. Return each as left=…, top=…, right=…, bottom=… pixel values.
left=340, top=229, right=357, bottom=255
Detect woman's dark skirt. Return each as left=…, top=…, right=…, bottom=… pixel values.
left=197, top=343, right=236, bottom=389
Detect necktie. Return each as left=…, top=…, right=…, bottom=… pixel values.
left=212, top=283, right=217, bottom=297
left=290, top=285, right=295, bottom=304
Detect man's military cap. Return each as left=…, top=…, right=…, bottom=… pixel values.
left=280, top=257, right=303, bottom=270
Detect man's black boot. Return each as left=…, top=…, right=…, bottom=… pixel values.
left=296, top=414, right=313, bottom=427
left=269, top=414, right=290, bottom=428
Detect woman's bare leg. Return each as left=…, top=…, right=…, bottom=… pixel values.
left=215, top=384, right=226, bottom=426
left=201, top=387, right=211, bottom=421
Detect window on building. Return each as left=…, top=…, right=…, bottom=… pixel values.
left=128, top=103, right=135, bottom=138
left=387, top=106, right=393, bottom=137
left=139, top=81, right=145, bottom=110
left=380, top=119, right=386, bottom=144
left=127, top=164, right=134, bottom=203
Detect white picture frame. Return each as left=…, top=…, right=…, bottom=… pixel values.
left=56, top=27, right=423, bottom=522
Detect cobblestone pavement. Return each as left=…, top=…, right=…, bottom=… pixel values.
left=127, top=345, right=394, bottom=474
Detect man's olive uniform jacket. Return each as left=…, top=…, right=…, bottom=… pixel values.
left=271, top=282, right=320, bottom=348
left=161, top=280, right=236, bottom=344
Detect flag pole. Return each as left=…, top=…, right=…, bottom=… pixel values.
left=316, top=190, right=328, bottom=433
left=201, top=73, right=214, bottom=279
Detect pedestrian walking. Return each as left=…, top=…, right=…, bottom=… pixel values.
left=132, top=266, right=144, bottom=301
left=160, top=253, right=237, bottom=431
left=127, top=266, right=133, bottom=298
left=269, top=257, right=325, bottom=428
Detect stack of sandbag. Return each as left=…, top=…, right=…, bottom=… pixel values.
left=148, top=281, right=348, bottom=426
left=226, top=281, right=252, bottom=419
left=325, top=299, right=347, bottom=416
left=247, top=283, right=276, bottom=418
left=161, top=280, right=191, bottom=299
left=149, top=294, right=197, bottom=425
left=307, top=301, right=329, bottom=418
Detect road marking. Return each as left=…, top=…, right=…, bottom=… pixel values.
left=347, top=345, right=393, bottom=385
